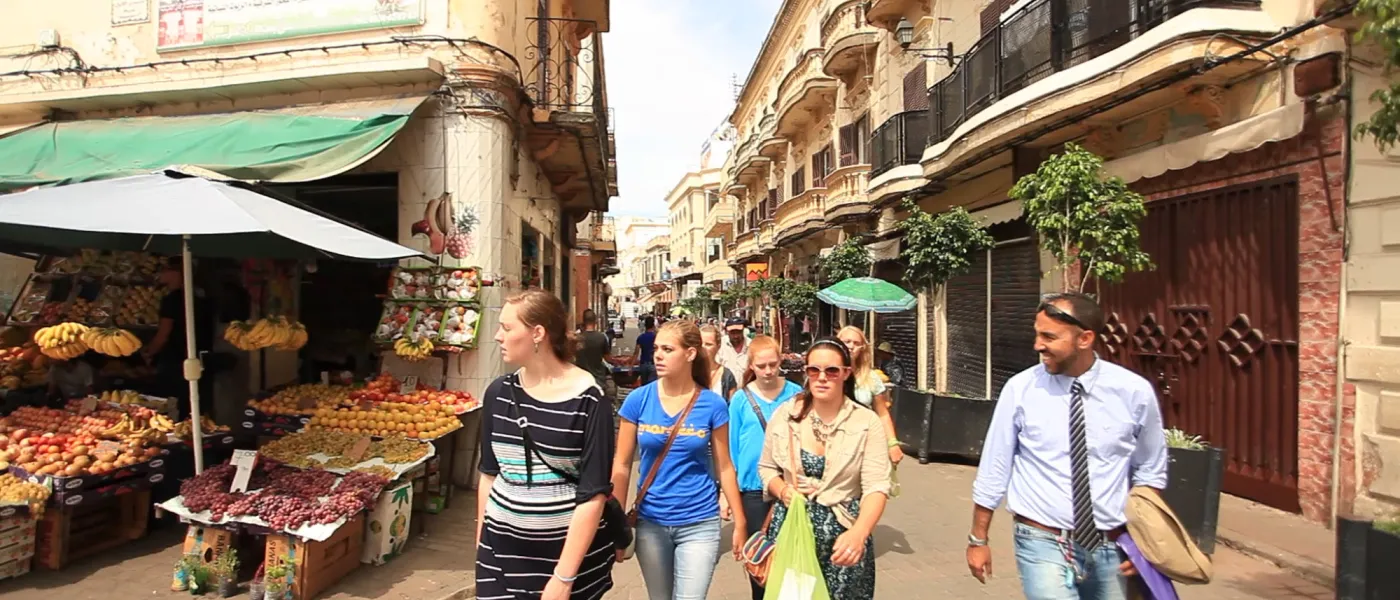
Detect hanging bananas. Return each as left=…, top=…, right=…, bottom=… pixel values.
left=224, top=316, right=309, bottom=352
left=35, top=322, right=90, bottom=360
left=81, top=327, right=143, bottom=357
left=394, top=336, right=434, bottom=361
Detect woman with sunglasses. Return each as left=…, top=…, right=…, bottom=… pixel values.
left=757, top=337, right=892, bottom=599
left=837, top=326, right=903, bottom=465
left=612, top=319, right=747, bottom=600
left=726, top=335, right=802, bottom=600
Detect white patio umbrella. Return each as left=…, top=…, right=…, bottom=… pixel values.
left=0, top=172, right=421, bottom=471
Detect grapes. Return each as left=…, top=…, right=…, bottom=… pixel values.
left=176, top=462, right=390, bottom=531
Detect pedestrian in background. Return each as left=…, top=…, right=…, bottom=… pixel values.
left=758, top=337, right=891, bottom=599
left=718, top=317, right=750, bottom=377
left=575, top=308, right=616, bottom=402
left=633, top=316, right=658, bottom=384
left=612, top=320, right=747, bottom=600
left=727, top=334, right=802, bottom=600
left=699, top=324, right=739, bottom=401
left=967, top=292, right=1167, bottom=600
left=838, top=326, right=903, bottom=466
left=476, top=290, right=617, bottom=600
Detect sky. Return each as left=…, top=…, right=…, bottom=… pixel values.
left=604, top=0, right=782, bottom=217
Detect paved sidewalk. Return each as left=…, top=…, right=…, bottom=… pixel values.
left=1216, top=493, right=1336, bottom=587
left=603, top=462, right=1331, bottom=600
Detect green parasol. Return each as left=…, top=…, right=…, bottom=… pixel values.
left=816, top=277, right=916, bottom=313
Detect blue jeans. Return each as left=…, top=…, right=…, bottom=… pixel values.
left=1013, top=523, right=1127, bottom=600
left=634, top=516, right=721, bottom=600
left=639, top=363, right=656, bottom=384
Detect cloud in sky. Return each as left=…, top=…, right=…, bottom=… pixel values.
left=604, top=0, right=781, bottom=217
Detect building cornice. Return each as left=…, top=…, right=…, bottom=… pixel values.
left=730, top=0, right=813, bottom=131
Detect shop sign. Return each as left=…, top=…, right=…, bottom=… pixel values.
left=745, top=263, right=769, bottom=281
left=229, top=449, right=258, bottom=493
left=113, top=0, right=151, bottom=25
left=156, top=0, right=426, bottom=51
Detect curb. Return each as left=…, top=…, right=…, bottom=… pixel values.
left=1216, top=530, right=1334, bottom=588
left=431, top=584, right=476, bottom=600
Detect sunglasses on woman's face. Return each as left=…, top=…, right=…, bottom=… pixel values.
left=805, top=365, right=846, bottom=379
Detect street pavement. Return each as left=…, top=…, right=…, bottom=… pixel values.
left=602, top=461, right=1331, bottom=600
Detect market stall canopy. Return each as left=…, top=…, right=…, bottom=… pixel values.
left=817, top=277, right=916, bottom=313
left=0, top=95, right=429, bottom=192
left=0, top=173, right=420, bottom=260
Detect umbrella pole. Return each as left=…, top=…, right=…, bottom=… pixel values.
left=182, top=235, right=207, bottom=473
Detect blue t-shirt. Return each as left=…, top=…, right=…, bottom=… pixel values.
left=620, top=383, right=729, bottom=526
left=728, top=381, right=803, bottom=492
left=636, top=331, right=656, bottom=365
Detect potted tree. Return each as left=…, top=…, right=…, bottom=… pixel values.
left=262, top=563, right=290, bottom=600
left=819, top=237, right=872, bottom=284
left=1337, top=514, right=1400, bottom=599
left=214, top=549, right=240, bottom=598
left=1160, top=429, right=1225, bottom=554
left=897, top=200, right=995, bottom=461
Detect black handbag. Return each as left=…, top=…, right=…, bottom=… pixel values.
left=509, top=383, right=633, bottom=551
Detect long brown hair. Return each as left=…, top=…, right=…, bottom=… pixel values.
left=837, top=325, right=876, bottom=389
left=658, top=319, right=713, bottom=390
left=790, top=337, right=857, bottom=422
left=504, top=289, right=578, bottom=362
left=740, top=334, right=781, bottom=387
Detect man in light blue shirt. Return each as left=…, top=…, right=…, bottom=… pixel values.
left=967, top=292, right=1167, bottom=600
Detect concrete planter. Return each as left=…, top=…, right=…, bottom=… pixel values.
left=1160, top=446, right=1224, bottom=554
left=1337, top=517, right=1400, bottom=600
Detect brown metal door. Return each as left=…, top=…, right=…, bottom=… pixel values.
left=1097, top=177, right=1300, bottom=512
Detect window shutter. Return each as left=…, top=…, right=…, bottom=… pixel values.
left=791, top=166, right=805, bottom=198
left=903, top=65, right=928, bottom=111
left=980, top=0, right=1016, bottom=34
left=839, top=124, right=857, bottom=167
left=855, top=114, right=871, bottom=164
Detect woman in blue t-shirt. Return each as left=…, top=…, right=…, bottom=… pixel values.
left=613, top=319, right=746, bottom=600
left=726, top=335, right=802, bottom=600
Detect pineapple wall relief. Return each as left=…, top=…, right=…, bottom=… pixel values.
left=411, top=193, right=480, bottom=260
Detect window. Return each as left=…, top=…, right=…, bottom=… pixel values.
left=839, top=115, right=870, bottom=167
left=812, top=145, right=833, bottom=187
left=790, top=165, right=806, bottom=199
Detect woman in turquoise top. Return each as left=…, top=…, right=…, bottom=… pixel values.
left=726, top=334, right=802, bottom=600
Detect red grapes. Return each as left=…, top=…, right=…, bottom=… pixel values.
left=177, top=462, right=390, bottom=530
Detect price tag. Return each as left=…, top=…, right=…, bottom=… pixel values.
left=80, top=397, right=98, bottom=413
left=230, top=450, right=258, bottom=493
left=95, top=440, right=122, bottom=454
left=399, top=376, right=418, bottom=395
left=345, top=436, right=373, bottom=462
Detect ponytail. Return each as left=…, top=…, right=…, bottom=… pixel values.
left=659, top=320, right=712, bottom=390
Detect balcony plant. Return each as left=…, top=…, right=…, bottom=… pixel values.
left=1161, top=428, right=1224, bottom=554
left=1009, top=143, right=1153, bottom=294
left=895, top=199, right=995, bottom=461
left=1337, top=512, right=1400, bottom=599
left=819, top=237, right=872, bottom=283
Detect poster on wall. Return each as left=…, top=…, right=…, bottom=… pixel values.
left=156, top=0, right=425, bottom=51
left=745, top=263, right=769, bottom=282
left=113, top=0, right=151, bottom=25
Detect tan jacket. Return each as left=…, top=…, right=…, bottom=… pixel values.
left=1125, top=486, right=1212, bottom=584
left=758, top=399, right=893, bottom=529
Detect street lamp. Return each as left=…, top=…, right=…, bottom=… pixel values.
left=895, top=18, right=959, bottom=66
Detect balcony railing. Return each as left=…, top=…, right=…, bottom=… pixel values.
left=525, top=17, right=613, bottom=183
left=926, top=0, right=1260, bottom=147
left=871, top=110, right=929, bottom=178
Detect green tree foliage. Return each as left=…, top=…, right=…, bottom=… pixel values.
left=1355, top=0, right=1400, bottom=151
left=1009, top=143, right=1153, bottom=292
left=819, top=237, right=872, bottom=283
left=718, top=284, right=747, bottom=314
left=897, top=199, right=994, bottom=292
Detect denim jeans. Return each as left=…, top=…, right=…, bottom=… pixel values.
left=635, top=516, right=721, bottom=600
left=1013, top=523, right=1127, bottom=600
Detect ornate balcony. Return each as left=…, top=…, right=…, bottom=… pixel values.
left=775, top=50, right=839, bottom=138
left=703, top=260, right=736, bottom=284
left=524, top=17, right=614, bottom=212
left=774, top=190, right=828, bottom=247
left=871, top=110, right=928, bottom=178
left=821, top=1, right=880, bottom=80
left=757, top=219, right=776, bottom=253
left=755, top=114, right=788, bottom=160
left=823, top=164, right=872, bottom=223
left=705, top=202, right=736, bottom=238
left=865, top=0, right=917, bottom=31
left=732, top=230, right=761, bottom=264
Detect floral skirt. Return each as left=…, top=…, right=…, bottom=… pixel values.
left=765, top=450, right=875, bottom=599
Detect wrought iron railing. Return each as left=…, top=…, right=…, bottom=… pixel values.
left=926, top=0, right=1260, bottom=147
left=871, top=110, right=929, bottom=178
left=525, top=17, right=609, bottom=119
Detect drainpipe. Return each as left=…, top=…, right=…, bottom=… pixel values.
left=1329, top=56, right=1355, bottom=526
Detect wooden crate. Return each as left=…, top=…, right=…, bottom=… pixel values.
left=33, top=489, right=150, bottom=571
left=265, top=514, right=365, bottom=600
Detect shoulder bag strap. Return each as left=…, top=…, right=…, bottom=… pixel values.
left=632, top=387, right=702, bottom=512
left=509, top=375, right=580, bottom=486
left=760, top=417, right=805, bottom=532
left=744, top=383, right=769, bottom=430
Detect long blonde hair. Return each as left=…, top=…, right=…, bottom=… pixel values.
left=658, top=320, right=714, bottom=390
left=837, top=325, right=876, bottom=388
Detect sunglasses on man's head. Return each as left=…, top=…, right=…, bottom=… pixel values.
left=805, top=365, right=847, bottom=379
left=1037, top=302, right=1089, bottom=331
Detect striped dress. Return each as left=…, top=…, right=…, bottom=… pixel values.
left=476, top=373, right=617, bottom=600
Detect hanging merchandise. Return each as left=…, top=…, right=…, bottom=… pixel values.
left=374, top=266, right=483, bottom=350
left=223, top=316, right=309, bottom=352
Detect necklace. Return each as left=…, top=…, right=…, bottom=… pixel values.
left=808, top=411, right=839, bottom=444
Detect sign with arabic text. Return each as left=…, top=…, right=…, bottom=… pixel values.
left=157, top=0, right=425, bottom=51
left=113, top=0, right=151, bottom=25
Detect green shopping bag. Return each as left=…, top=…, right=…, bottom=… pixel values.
left=762, top=495, right=831, bottom=600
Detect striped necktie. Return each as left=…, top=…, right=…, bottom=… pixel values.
left=1069, top=380, right=1102, bottom=549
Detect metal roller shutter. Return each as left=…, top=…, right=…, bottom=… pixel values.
left=878, top=309, right=918, bottom=390
left=945, top=250, right=989, bottom=398
left=988, top=239, right=1041, bottom=398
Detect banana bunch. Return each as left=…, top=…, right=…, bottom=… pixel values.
left=124, top=427, right=165, bottom=447
left=394, top=336, right=434, bottom=361
left=81, top=327, right=142, bottom=357
left=225, top=317, right=309, bottom=352
left=149, top=412, right=176, bottom=433
left=172, top=416, right=227, bottom=439
left=35, top=322, right=91, bottom=360
left=99, top=414, right=137, bottom=437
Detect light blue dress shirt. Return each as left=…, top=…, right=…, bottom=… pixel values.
left=972, top=357, right=1168, bottom=531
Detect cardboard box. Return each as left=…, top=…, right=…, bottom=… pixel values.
left=33, top=489, right=149, bottom=570
left=180, top=524, right=237, bottom=566
left=0, top=516, right=35, bottom=549
left=361, top=482, right=412, bottom=565
left=266, top=514, right=365, bottom=600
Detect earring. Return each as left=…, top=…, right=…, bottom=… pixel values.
left=533, top=340, right=540, bottom=354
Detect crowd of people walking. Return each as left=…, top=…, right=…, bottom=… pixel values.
left=474, top=289, right=1181, bottom=600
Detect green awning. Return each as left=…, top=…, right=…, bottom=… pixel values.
left=0, top=95, right=429, bottom=192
